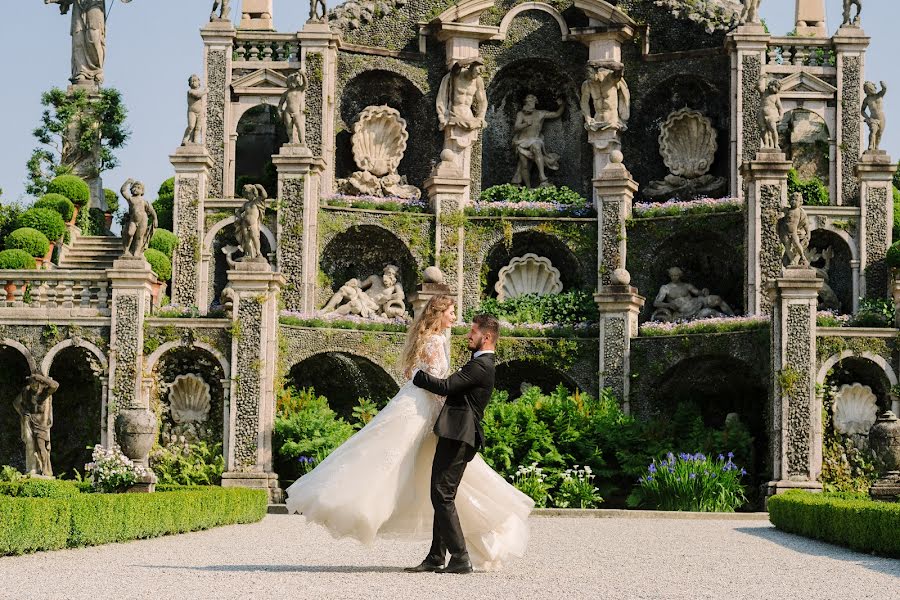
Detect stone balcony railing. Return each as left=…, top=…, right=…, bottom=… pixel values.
left=765, top=37, right=836, bottom=74
left=233, top=31, right=300, bottom=64
left=0, top=270, right=111, bottom=316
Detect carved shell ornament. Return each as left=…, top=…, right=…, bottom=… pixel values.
left=351, top=105, right=409, bottom=177
left=658, top=108, right=718, bottom=179
left=168, top=373, right=212, bottom=424
left=833, top=382, right=878, bottom=436
left=495, top=254, right=563, bottom=302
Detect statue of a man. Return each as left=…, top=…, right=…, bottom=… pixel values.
left=861, top=80, right=887, bottom=153
left=234, top=184, right=268, bottom=261
left=512, top=94, right=564, bottom=188
left=309, top=0, right=327, bottom=22
left=13, top=374, right=60, bottom=477
left=843, top=0, right=862, bottom=26
left=278, top=71, right=308, bottom=146
left=778, top=192, right=811, bottom=267
left=211, top=0, right=231, bottom=21
left=360, top=265, right=406, bottom=318
left=121, top=179, right=157, bottom=258
left=322, top=278, right=379, bottom=318
left=46, top=0, right=107, bottom=86
left=182, top=74, right=208, bottom=146
left=651, top=267, right=735, bottom=322
left=741, top=0, right=762, bottom=25
left=436, top=58, right=488, bottom=134
left=580, top=61, right=630, bottom=132
left=758, top=77, right=783, bottom=150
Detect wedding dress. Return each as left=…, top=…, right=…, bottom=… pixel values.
left=284, top=333, right=534, bottom=570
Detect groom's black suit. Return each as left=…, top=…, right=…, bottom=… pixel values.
left=413, top=351, right=495, bottom=564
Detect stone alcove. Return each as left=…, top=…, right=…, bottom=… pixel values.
left=0, top=343, right=34, bottom=471
left=207, top=220, right=275, bottom=310
left=234, top=104, right=288, bottom=198
left=808, top=228, right=854, bottom=314
left=495, top=360, right=580, bottom=400
left=780, top=108, right=830, bottom=187
left=483, top=230, right=582, bottom=299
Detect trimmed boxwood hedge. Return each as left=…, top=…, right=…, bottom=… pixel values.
left=15, top=208, right=67, bottom=242
left=4, top=227, right=50, bottom=258
left=0, top=485, right=267, bottom=556
left=768, top=491, right=900, bottom=558
left=150, top=229, right=177, bottom=258
left=145, top=248, right=172, bottom=281
left=47, top=175, right=90, bottom=207
left=35, top=193, right=76, bottom=223
left=0, top=249, right=37, bottom=270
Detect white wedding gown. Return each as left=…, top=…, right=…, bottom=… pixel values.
left=284, top=334, right=534, bottom=570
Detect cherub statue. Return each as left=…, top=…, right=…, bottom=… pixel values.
left=740, top=0, right=762, bottom=25
left=778, top=192, right=811, bottom=268
left=580, top=60, right=630, bottom=132
left=210, top=0, right=231, bottom=21
left=181, top=74, right=207, bottom=146
left=512, top=94, right=565, bottom=188
left=13, top=374, right=59, bottom=477
left=309, top=0, right=327, bottom=22
left=758, top=77, right=783, bottom=150
left=278, top=71, right=308, bottom=146
left=861, top=81, right=887, bottom=153
left=842, top=0, right=861, bottom=26
left=121, top=178, right=158, bottom=259
left=234, top=184, right=268, bottom=261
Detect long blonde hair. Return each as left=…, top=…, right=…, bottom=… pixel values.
left=401, top=294, right=454, bottom=378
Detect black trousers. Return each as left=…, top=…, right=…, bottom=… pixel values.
left=427, top=436, right=475, bottom=562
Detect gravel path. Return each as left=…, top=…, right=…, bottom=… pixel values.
left=1, top=515, right=897, bottom=599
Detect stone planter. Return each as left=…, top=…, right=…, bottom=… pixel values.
left=43, top=242, right=55, bottom=270
left=69, top=205, right=79, bottom=226
left=115, top=408, right=158, bottom=468
left=868, top=411, right=900, bottom=502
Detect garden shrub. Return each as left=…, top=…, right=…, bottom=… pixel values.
left=0, top=203, right=24, bottom=242
left=0, top=249, right=37, bottom=270
left=479, top=184, right=586, bottom=205
left=0, top=497, right=70, bottom=555
left=465, top=291, right=599, bottom=325
left=768, top=491, right=900, bottom=558
left=145, top=248, right=172, bottom=282
left=46, top=174, right=90, bottom=207
left=627, top=452, right=747, bottom=512
left=4, top=228, right=50, bottom=258
left=15, top=207, right=67, bottom=242
left=851, top=297, right=894, bottom=327
left=34, top=193, right=75, bottom=222
left=85, top=444, right=150, bottom=493
left=0, top=478, right=79, bottom=499
left=154, top=177, right=175, bottom=231
left=886, top=239, right=900, bottom=270
left=892, top=186, right=900, bottom=241
left=149, top=229, right=177, bottom=258
left=150, top=441, right=225, bottom=486
left=104, top=188, right=119, bottom=213
left=788, top=169, right=829, bottom=206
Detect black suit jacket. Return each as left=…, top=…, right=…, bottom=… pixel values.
left=413, top=352, right=495, bottom=452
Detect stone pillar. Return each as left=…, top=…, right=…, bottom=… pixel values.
left=222, top=262, right=284, bottom=501
left=726, top=24, right=770, bottom=196
left=856, top=152, right=896, bottom=298
left=767, top=267, right=823, bottom=497
left=272, top=150, right=325, bottom=313
left=595, top=281, right=644, bottom=411
left=170, top=146, right=214, bottom=309
left=426, top=175, right=469, bottom=318
left=299, top=22, right=340, bottom=196
left=833, top=26, right=869, bottom=205
left=795, top=0, right=827, bottom=37
left=409, top=270, right=452, bottom=320
left=594, top=156, right=637, bottom=286
left=741, top=150, right=793, bottom=315
left=201, top=21, right=236, bottom=200
left=239, top=0, right=274, bottom=30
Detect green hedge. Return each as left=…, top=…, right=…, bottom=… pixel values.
left=145, top=248, right=172, bottom=281
left=149, top=229, right=177, bottom=258
left=0, top=497, right=71, bottom=555
left=35, top=193, right=75, bottom=222
left=0, top=479, right=79, bottom=499
left=4, top=227, right=50, bottom=258
left=47, top=175, right=90, bottom=207
left=768, top=491, right=900, bottom=558
left=15, top=207, right=67, bottom=242
left=0, top=249, right=37, bottom=270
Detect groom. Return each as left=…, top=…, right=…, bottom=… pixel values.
left=406, top=314, right=499, bottom=575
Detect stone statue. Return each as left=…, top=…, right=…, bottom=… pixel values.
left=309, top=0, right=328, bottom=22
left=842, top=0, right=861, bottom=26
left=778, top=192, right=811, bottom=268
left=758, top=77, right=784, bottom=150
left=210, top=0, right=231, bottom=21
left=436, top=58, right=487, bottom=134
left=181, top=74, right=208, bottom=146
left=512, top=94, right=564, bottom=188
left=580, top=61, right=630, bottom=133
left=651, top=267, right=735, bottom=322
left=323, top=265, right=406, bottom=319
left=234, top=184, right=268, bottom=261
left=13, top=374, right=60, bottom=477
left=322, top=278, right=379, bottom=318
left=121, top=179, right=158, bottom=259
left=644, top=109, right=726, bottom=200
left=806, top=246, right=841, bottom=311
left=278, top=71, right=308, bottom=146
left=740, top=0, right=762, bottom=25
left=46, top=0, right=108, bottom=86
left=861, top=81, right=887, bottom=153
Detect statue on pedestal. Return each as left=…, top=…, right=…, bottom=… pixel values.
left=234, top=184, right=268, bottom=261
left=842, top=0, right=862, bottom=26
left=13, top=374, right=60, bottom=477
left=861, top=81, right=887, bottom=153
left=580, top=61, right=630, bottom=133
left=278, top=71, right=308, bottom=147
left=512, top=95, right=564, bottom=188
left=45, top=0, right=108, bottom=85
left=323, top=265, right=407, bottom=318
left=436, top=58, right=488, bottom=135
left=121, top=178, right=157, bottom=259
left=181, top=74, right=208, bottom=146
left=210, top=0, right=231, bottom=21
left=806, top=246, right=841, bottom=311
left=778, top=192, right=811, bottom=267
left=309, top=0, right=328, bottom=22
left=651, top=267, right=735, bottom=322
left=758, top=76, right=784, bottom=150
left=740, top=0, right=762, bottom=25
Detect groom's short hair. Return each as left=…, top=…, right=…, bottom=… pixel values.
left=472, top=314, right=499, bottom=340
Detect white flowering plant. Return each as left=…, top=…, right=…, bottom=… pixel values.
left=553, top=465, right=603, bottom=509
left=509, top=463, right=551, bottom=508
left=85, top=444, right=150, bottom=493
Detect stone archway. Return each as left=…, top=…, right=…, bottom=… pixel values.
left=234, top=104, right=288, bottom=198
left=0, top=343, right=34, bottom=470
left=483, top=229, right=582, bottom=298
left=495, top=360, right=580, bottom=399
left=202, top=217, right=276, bottom=311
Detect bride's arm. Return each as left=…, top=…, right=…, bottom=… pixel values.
left=420, top=335, right=447, bottom=378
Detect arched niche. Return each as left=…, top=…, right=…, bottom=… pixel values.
left=483, top=229, right=582, bottom=298
left=234, top=104, right=287, bottom=199
left=0, top=343, right=34, bottom=471
left=808, top=229, right=854, bottom=314
left=207, top=221, right=274, bottom=310
left=818, top=353, right=896, bottom=413
left=780, top=108, right=830, bottom=186
left=495, top=360, right=580, bottom=400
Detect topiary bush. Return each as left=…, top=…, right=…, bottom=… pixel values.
left=15, top=207, right=67, bottom=242
left=893, top=186, right=900, bottom=241
left=145, top=248, right=172, bottom=282
left=46, top=175, right=90, bottom=207
left=34, top=193, right=75, bottom=223
left=887, top=239, right=900, bottom=270
left=0, top=249, right=37, bottom=270
left=4, top=228, right=50, bottom=258
left=154, top=177, right=175, bottom=231
left=104, top=188, right=119, bottom=214
left=149, top=229, right=177, bottom=258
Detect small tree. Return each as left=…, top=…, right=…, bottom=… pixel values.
left=26, top=87, right=129, bottom=196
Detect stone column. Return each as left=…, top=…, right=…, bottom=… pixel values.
left=741, top=150, right=793, bottom=315
left=856, top=152, right=896, bottom=298
left=767, top=268, right=823, bottom=497
left=272, top=150, right=325, bottom=313
left=426, top=175, right=469, bottom=318
left=170, top=146, right=214, bottom=309
left=594, top=156, right=637, bottom=286
left=239, top=0, right=274, bottom=30
left=795, top=0, right=827, bottom=37
left=299, top=22, right=340, bottom=196
left=833, top=26, right=870, bottom=206
left=201, top=21, right=236, bottom=199
left=595, top=280, right=644, bottom=412
left=222, top=262, right=284, bottom=501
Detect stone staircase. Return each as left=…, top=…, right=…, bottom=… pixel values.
left=57, top=235, right=123, bottom=270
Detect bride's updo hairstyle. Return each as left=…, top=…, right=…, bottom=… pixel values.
left=401, top=294, right=454, bottom=378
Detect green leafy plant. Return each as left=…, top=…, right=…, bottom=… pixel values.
left=886, top=239, right=900, bottom=270
left=0, top=249, right=37, bottom=270
left=154, top=177, right=175, bottom=231
left=852, top=297, right=894, bottom=327
left=34, top=193, right=75, bottom=223
left=351, top=397, right=380, bottom=429
left=4, top=228, right=50, bottom=258
left=144, top=248, right=172, bottom=282
left=15, top=208, right=66, bottom=242
left=465, top=291, right=599, bottom=325
left=149, top=229, right=178, bottom=258
left=479, top=184, right=586, bottom=205
left=104, top=188, right=119, bottom=214
left=627, top=452, right=748, bottom=512
left=0, top=466, right=24, bottom=483
left=84, top=444, right=150, bottom=493
left=788, top=169, right=829, bottom=206
left=553, top=465, right=603, bottom=508
left=46, top=175, right=91, bottom=208
left=508, top=463, right=552, bottom=508
left=150, top=441, right=225, bottom=486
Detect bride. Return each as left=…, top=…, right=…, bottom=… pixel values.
left=284, top=295, right=534, bottom=570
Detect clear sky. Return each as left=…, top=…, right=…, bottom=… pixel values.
left=0, top=0, right=896, bottom=204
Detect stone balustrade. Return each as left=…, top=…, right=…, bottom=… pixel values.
left=766, top=37, right=836, bottom=70
left=233, top=32, right=300, bottom=63
left=0, top=270, right=111, bottom=315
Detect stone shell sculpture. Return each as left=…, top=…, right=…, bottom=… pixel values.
left=495, top=254, right=563, bottom=302
left=833, top=382, right=878, bottom=436
left=169, top=374, right=212, bottom=424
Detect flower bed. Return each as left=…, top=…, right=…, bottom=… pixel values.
left=632, top=197, right=742, bottom=219
left=628, top=452, right=748, bottom=512
left=451, top=321, right=598, bottom=338
left=323, top=194, right=427, bottom=213
left=279, top=310, right=410, bottom=332
left=465, top=201, right=595, bottom=218
left=639, top=315, right=767, bottom=337
left=816, top=310, right=851, bottom=328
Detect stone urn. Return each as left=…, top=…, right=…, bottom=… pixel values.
left=115, top=408, right=158, bottom=468
left=868, top=410, right=900, bottom=502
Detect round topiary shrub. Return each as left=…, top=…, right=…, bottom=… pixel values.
left=104, top=188, right=120, bottom=213
left=145, top=248, right=172, bottom=281
left=46, top=175, right=91, bottom=207
left=149, top=229, right=177, bottom=258
left=15, top=208, right=67, bottom=242
left=4, top=228, right=50, bottom=258
left=34, top=193, right=76, bottom=223
left=0, top=249, right=37, bottom=270
left=887, top=240, right=900, bottom=270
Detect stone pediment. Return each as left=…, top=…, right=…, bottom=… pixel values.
left=231, top=68, right=289, bottom=96
left=777, top=71, right=837, bottom=100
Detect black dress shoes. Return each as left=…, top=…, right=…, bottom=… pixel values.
left=404, top=559, right=443, bottom=573
left=436, top=556, right=473, bottom=574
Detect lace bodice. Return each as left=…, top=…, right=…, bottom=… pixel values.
left=417, top=334, right=450, bottom=378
